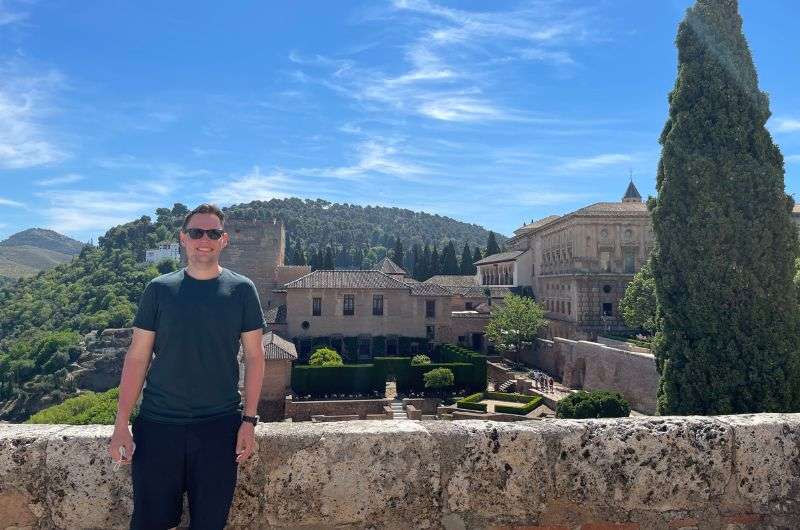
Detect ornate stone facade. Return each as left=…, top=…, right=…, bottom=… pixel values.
left=494, top=182, right=653, bottom=339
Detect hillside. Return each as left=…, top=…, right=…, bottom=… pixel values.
left=0, top=199, right=505, bottom=422
left=0, top=228, right=85, bottom=280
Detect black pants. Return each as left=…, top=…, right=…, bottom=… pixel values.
left=130, top=413, right=241, bottom=530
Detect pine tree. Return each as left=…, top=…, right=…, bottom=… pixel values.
left=441, top=241, right=460, bottom=275
left=651, top=0, right=800, bottom=415
left=460, top=243, right=474, bottom=275
left=486, top=231, right=500, bottom=256
left=323, top=247, right=335, bottom=270
left=393, top=237, right=404, bottom=267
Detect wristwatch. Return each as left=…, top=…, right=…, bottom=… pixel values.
left=241, top=414, right=259, bottom=426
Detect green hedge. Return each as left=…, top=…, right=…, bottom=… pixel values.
left=456, top=392, right=487, bottom=412
left=556, top=390, right=630, bottom=419
left=291, top=364, right=384, bottom=397
left=292, top=343, right=487, bottom=397
left=494, top=395, right=542, bottom=415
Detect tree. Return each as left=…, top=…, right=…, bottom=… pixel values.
left=472, top=246, right=482, bottom=271
left=619, top=259, right=659, bottom=336
left=323, top=247, right=335, bottom=270
left=651, top=0, right=800, bottom=415
left=460, top=243, right=475, bottom=275
left=411, top=243, right=421, bottom=279
left=486, top=231, right=500, bottom=256
left=309, top=347, right=343, bottom=367
left=392, top=237, right=404, bottom=267
left=485, top=295, right=547, bottom=363
left=411, top=354, right=431, bottom=366
left=441, top=241, right=460, bottom=275
left=556, top=390, right=630, bottom=419
left=430, top=245, right=440, bottom=276
left=423, top=367, right=454, bottom=396
left=418, top=245, right=431, bottom=281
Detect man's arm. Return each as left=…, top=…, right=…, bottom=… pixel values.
left=240, top=328, right=265, bottom=416
left=115, top=327, right=156, bottom=426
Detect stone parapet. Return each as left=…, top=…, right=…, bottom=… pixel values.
left=2, top=415, right=800, bottom=529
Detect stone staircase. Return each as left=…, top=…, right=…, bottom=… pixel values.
left=390, top=400, right=407, bottom=419
left=497, top=379, right=516, bottom=393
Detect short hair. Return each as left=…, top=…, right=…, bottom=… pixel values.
left=182, top=203, right=225, bottom=230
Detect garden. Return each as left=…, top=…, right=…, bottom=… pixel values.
left=290, top=343, right=487, bottom=401
left=456, top=391, right=542, bottom=416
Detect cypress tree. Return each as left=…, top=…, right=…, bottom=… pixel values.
left=411, top=243, right=421, bottom=279
left=430, top=245, right=440, bottom=277
left=472, top=246, right=482, bottom=266
left=441, top=241, right=460, bottom=275
left=460, top=243, right=474, bottom=275
left=486, top=231, right=500, bottom=256
left=323, top=247, right=335, bottom=270
left=393, top=237, right=404, bottom=267
left=419, top=245, right=431, bottom=281
left=651, top=0, right=800, bottom=415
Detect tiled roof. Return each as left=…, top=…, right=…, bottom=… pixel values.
left=375, top=257, right=407, bottom=275
left=450, top=286, right=514, bottom=298
left=265, top=304, right=287, bottom=324
left=424, top=275, right=477, bottom=287
left=623, top=181, right=642, bottom=200
left=263, top=331, right=297, bottom=360
left=571, top=201, right=648, bottom=216
left=408, top=282, right=452, bottom=296
left=474, top=250, right=525, bottom=266
left=285, top=270, right=410, bottom=289
left=513, top=215, right=561, bottom=235
left=278, top=265, right=313, bottom=271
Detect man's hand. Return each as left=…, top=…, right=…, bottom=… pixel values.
left=109, top=423, right=136, bottom=466
left=235, top=422, right=257, bottom=464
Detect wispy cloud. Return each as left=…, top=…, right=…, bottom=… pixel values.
left=0, top=196, right=25, bottom=207
left=516, top=190, right=592, bottom=206
left=208, top=166, right=297, bottom=205
left=291, top=0, right=595, bottom=124
left=556, top=153, right=633, bottom=172
left=772, top=118, right=800, bottom=133
left=36, top=189, right=152, bottom=232
left=0, top=0, right=28, bottom=26
left=786, top=155, right=800, bottom=164
left=35, top=173, right=85, bottom=186
left=0, top=62, right=67, bottom=169
left=299, top=139, right=434, bottom=182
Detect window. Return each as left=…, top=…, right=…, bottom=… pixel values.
left=312, top=297, right=321, bottom=316
left=373, top=294, right=384, bottom=316
left=343, top=295, right=354, bottom=316
left=623, top=249, right=635, bottom=273
left=600, top=251, right=611, bottom=272
left=567, top=301, right=571, bottom=315
left=426, top=325, right=435, bottom=340
left=602, top=302, right=613, bottom=317
left=603, top=284, right=612, bottom=294
left=426, top=300, right=436, bottom=318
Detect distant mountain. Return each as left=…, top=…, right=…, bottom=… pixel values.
left=0, top=228, right=85, bottom=280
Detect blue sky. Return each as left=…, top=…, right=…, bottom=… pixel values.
left=0, top=0, right=798, bottom=243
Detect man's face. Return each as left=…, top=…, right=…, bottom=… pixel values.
left=180, top=213, right=228, bottom=265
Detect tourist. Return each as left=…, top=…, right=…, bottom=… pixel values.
left=107, top=204, right=266, bottom=530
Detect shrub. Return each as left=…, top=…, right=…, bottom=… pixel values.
left=423, top=367, right=454, bottom=389
left=309, top=347, right=343, bottom=367
left=411, top=354, right=431, bottom=366
left=556, top=390, right=631, bottom=419
left=291, top=364, right=384, bottom=397
left=456, top=392, right=487, bottom=412
left=26, top=387, right=133, bottom=425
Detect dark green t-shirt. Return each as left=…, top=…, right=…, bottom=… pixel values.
left=133, top=267, right=265, bottom=424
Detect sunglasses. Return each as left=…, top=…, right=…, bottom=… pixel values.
left=184, top=228, right=224, bottom=240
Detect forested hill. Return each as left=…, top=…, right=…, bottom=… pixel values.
left=225, top=198, right=504, bottom=266
left=0, top=228, right=86, bottom=281
left=0, top=200, right=505, bottom=421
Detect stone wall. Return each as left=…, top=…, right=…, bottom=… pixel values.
left=2, top=415, right=800, bottom=528
left=221, top=219, right=285, bottom=306
left=284, top=396, right=391, bottom=422
left=534, top=337, right=659, bottom=414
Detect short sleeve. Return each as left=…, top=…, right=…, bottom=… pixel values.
left=241, top=281, right=266, bottom=333
left=133, top=281, right=158, bottom=332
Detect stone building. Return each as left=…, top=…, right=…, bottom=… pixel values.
left=145, top=242, right=180, bottom=263
left=479, top=182, right=652, bottom=339
left=284, top=266, right=453, bottom=360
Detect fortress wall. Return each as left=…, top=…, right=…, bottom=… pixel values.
left=533, top=337, right=659, bottom=414
left=2, top=415, right=800, bottom=529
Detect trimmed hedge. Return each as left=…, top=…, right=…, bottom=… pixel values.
left=456, top=392, right=487, bottom=412
left=291, top=364, right=384, bottom=397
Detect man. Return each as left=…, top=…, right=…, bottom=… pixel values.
left=108, top=203, right=266, bottom=530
